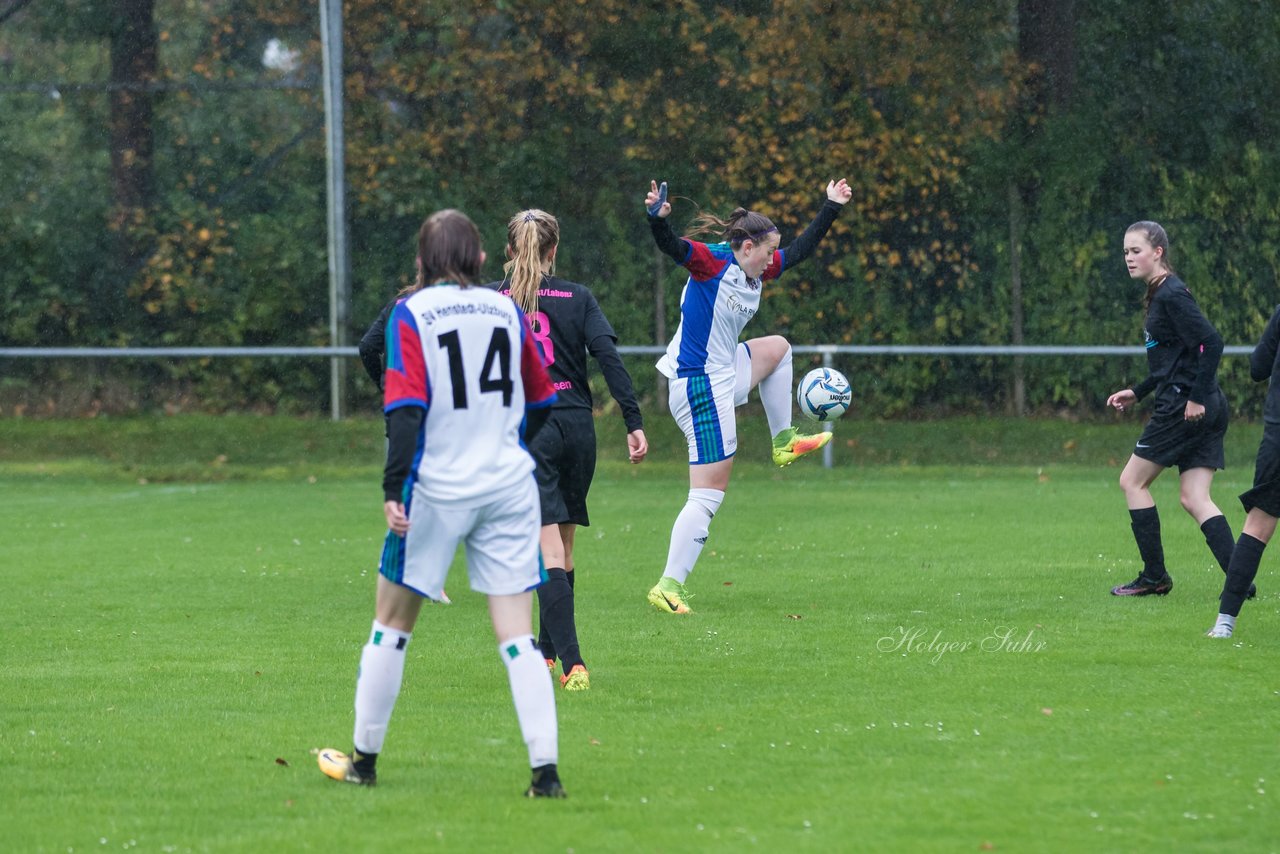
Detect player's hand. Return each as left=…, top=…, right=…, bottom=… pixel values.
left=1106, top=389, right=1137, bottom=413
left=1185, top=400, right=1206, bottom=423
left=384, top=500, right=410, bottom=535
left=646, top=180, right=671, bottom=217
left=826, top=178, right=852, bottom=204
left=627, top=429, right=649, bottom=464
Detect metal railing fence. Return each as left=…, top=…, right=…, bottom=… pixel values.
left=2, top=344, right=1253, bottom=468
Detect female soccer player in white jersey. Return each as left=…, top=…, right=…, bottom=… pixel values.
left=318, top=208, right=567, bottom=798
left=643, top=177, right=852, bottom=614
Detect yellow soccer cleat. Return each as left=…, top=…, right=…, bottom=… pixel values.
left=647, top=577, right=693, bottom=615
left=771, top=426, right=832, bottom=467
left=560, top=664, right=590, bottom=691
left=317, top=748, right=376, bottom=786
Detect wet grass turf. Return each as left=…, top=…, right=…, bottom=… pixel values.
left=1, top=415, right=1277, bottom=851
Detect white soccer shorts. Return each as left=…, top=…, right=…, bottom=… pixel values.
left=379, top=475, right=543, bottom=599
left=668, top=342, right=753, bottom=464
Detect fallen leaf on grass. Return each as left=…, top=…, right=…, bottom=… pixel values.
left=275, top=757, right=289, bottom=766
left=787, top=614, right=803, bottom=620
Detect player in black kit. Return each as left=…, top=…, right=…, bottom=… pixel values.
left=1205, top=304, right=1280, bottom=637
left=491, top=208, right=648, bottom=690
left=1105, top=221, right=1236, bottom=597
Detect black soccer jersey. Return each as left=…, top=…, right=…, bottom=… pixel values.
left=1132, top=275, right=1223, bottom=405
left=359, top=298, right=397, bottom=390
left=1249, top=304, right=1280, bottom=426
left=488, top=276, right=643, bottom=433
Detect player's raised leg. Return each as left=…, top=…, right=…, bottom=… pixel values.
left=747, top=336, right=831, bottom=466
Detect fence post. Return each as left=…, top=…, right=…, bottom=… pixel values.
left=321, top=0, right=350, bottom=420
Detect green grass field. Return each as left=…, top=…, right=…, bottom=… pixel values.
left=2, top=414, right=1277, bottom=852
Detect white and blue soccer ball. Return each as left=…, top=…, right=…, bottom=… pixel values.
left=796, top=367, right=852, bottom=422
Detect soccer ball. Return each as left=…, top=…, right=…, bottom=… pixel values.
left=796, top=367, right=852, bottom=422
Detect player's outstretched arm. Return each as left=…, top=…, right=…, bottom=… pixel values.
left=646, top=179, right=687, bottom=263
left=645, top=180, right=671, bottom=218
left=779, top=181, right=850, bottom=270
left=826, top=178, right=852, bottom=205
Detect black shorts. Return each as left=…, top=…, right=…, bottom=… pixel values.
left=529, top=408, right=597, bottom=527
left=1240, top=427, right=1280, bottom=517
left=1132, top=387, right=1227, bottom=472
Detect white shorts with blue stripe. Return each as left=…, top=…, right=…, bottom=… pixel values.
left=378, top=474, right=543, bottom=599
left=667, top=342, right=753, bottom=464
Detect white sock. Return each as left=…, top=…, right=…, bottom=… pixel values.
left=758, top=343, right=794, bottom=437
left=500, top=635, right=558, bottom=767
left=662, top=488, right=724, bottom=584
left=1209, top=613, right=1236, bottom=637
left=353, top=620, right=410, bottom=754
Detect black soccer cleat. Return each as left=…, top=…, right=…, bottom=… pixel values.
left=525, top=763, right=567, bottom=799
left=1110, top=574, right=1173, bottom=597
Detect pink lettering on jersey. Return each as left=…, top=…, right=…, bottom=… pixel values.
left=520, top=314, right=557, bottom=407
left=531, top=310, right=554, bottom=366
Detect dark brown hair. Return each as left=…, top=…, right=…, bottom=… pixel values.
left=1126, top=221, right=1176, bottom=311
left=415, top=209, right=484, bottom=288
left=685, top=206, right=778, bottom=249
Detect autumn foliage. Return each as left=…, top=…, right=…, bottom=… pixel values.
left=3, top=2, right=1280, bottom=415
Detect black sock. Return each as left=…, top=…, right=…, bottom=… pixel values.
left=1129, top=507, right=1167, bottom=580
left=1200, top=514, right=1235, bottom=574
left=536, top=567, right=583, bottom=671
left=1220, top=533, right=1266, bottom=617
left=567, top=568, right=575, bottom=590
left=531, top=762, right=560, bottom=786
left=351, top=748, right=378, bottom=775
left=537, top=621, right=555, bottom=662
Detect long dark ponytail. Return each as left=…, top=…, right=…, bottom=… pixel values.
left=685, top=206, right=778, bottom=249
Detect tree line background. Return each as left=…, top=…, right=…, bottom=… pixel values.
left=2, top=0, right=1279, bottom=418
